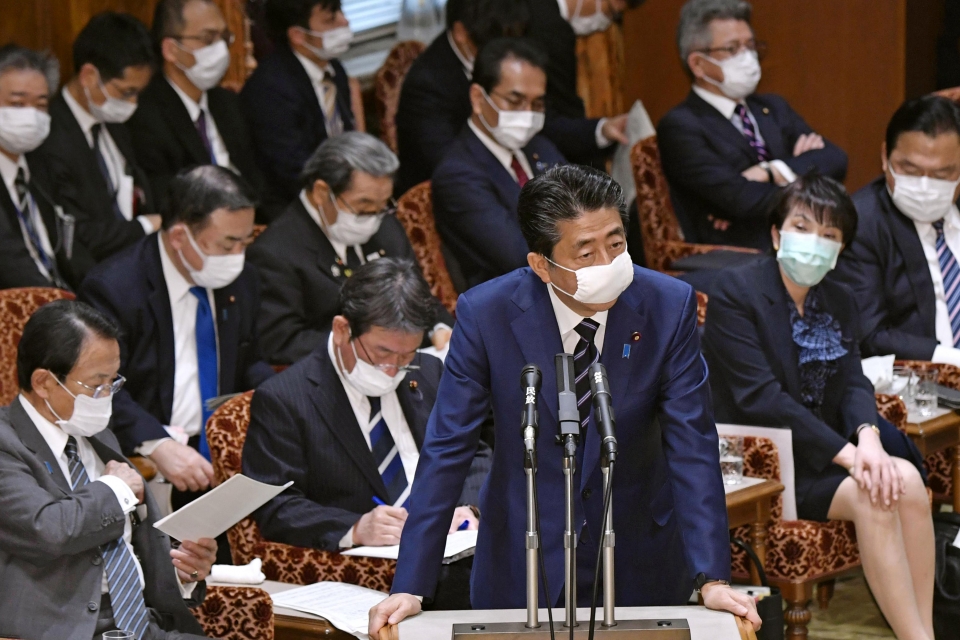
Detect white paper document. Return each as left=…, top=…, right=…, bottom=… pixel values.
left=271, top=581, right=388, bottom=636
left=153, top=474, right=292, bottom=541
left=341, top=528, right=478, bottom=564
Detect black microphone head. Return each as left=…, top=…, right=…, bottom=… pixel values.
left=588, top=363, right=610, bottom=396
left=520, top=363, right=542, bottom=392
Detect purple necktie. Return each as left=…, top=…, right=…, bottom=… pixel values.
left=734, top=103, right=770, bottom=162
left=195, top=110, right=217, bottom=164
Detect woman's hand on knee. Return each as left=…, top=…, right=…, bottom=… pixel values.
left=853, top=428, right=904, bottom=509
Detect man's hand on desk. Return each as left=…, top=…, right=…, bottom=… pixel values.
left=448, top=506, right=479, bottom=534
left=701, top=582, right=762, bottom=631
left=171, top=537, right=218, bottom=583
left=149, top=440, right=215, bottom=493
left=355, top=505, right=408, bottom=546
left=369, top=593, right=422, bottom=635
left=104, top=460, right=145, bottom=504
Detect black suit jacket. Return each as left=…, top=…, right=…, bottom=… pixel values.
left=0, top=152, right=94, bottom=291
left=126, top=73, right=268, bottom=219
left=242, top=340, right=492, bottom=550
left=40, top=92, right=154, bottom=263
left=432, top=126, right=565, bottom=288
left=831, top=177, right=942, bottom=360
left=702, top=256, right=925, bottom=509
left=657, top=90, right=848, bottom=249
left=240, top=46, right=354, bottom=211
left=247, top=198, right=454, bottom=365
left=78, top=234, right=274, bottom=454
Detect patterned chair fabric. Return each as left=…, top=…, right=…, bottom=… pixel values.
left=374, top=40, right=426, bottom=153
left=395, top=181, right=459, bottom=314
left=695, top=291, right=708, bottom=327
left=0, top=287, right=75, bottom=405
left=630, top=136, right=760, bottom=273
left=205, top=391, right=396, bottom=590
left=575, top=25, right=625, bottom=119
left=194, top=585, right=274, bottom=640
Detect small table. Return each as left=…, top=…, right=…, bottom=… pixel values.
left=724, top=477, right=784, bottom=584
left=904, top=406, right=960, bottom=511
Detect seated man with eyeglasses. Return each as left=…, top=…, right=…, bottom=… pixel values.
left=248, top=132, right=455, bottom=366
left=243, top=257, right=491, bottom=609
left=657, top=0, right=847, bottom=250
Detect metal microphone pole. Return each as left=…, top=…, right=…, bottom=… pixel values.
left=601, top=459, right=616, bottom=628
left=521, top=364, right=542, bottom=630
left=555, top=354, right=580, bottom=631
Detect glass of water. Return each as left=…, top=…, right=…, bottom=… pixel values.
left=892, top=365, right=918, bottom=409
left=915, top=368, right=939, bottom=418
left=719, top=435, right=744, bottom=485
left=103, top=632, right=134, bottom=640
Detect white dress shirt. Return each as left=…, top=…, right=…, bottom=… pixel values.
left=909, top=203, right=960, bottom=366
left=0, top=152, right=56, bottom=281
left=548, top=284, right=608, bottom=355
left=447, top=30, right=474, bottom=77
left=167, top=77, right=233, bottom=170
left=691, top=84, right=797, bottom=184
left=327, top=334, right=420, bottom=547
left=467, top=119, right=534, bottom=183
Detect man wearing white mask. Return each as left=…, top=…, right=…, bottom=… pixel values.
left=42, top=12, right=161, bottom=265
left=834, top=96, right=960, bottom=368
left=369, top=165, right=759, bottom=632
left=127, top=0, right=270, bottom=221
left=79, top=166, right=274, bottom=556
left=241, top=0, right=361, bottom=211
left=243, top=257, right=490, bottom=609
left=249, top=132, right=454, bottom=365
left=432, top=38, right=566, bottom=289
left=658, top=0, right=847, bottom=250
left=0, top=300, right=217, bottom=640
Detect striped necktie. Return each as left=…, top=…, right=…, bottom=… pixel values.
left=190, top=286, right=218, bottom=460
left=734, top=103, right=770, bottom=162
left=367, top=396, right=410, bottom=507
left=320, top=72, right=344, bottom=137
left=14, top=168, right=56, bottom=276
left=573, top=318, right=601, bottom=430
left=195, top=110, right=217, bottom=164
left=934, top=220, right=960, bottom=346
left=64, top=437, right=150, bottom=639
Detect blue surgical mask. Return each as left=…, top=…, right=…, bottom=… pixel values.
left=776, top=231, right=842, bottom=288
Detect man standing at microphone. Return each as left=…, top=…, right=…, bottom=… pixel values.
left=369, top=166, right=760, bottom=631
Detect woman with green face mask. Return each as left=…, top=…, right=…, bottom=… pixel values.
left=702, top=174, right=937, bottom=640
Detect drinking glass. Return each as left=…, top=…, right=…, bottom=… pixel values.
left=103, top=632, right=134, bottom=640
left=719, top=435, right=744, bottom=485
left=915, top=368, right=939, bottom=418
left=892, top=365, right=918, bottom=409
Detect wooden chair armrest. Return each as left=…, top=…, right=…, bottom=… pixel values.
left=735, top=615, right=758, bottom=640
left=379, top=625, right=399, bottom=640
left=129, top=455, right=157, bottom=481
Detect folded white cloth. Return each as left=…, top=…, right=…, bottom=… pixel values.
left=861, top=354, right=895, bottom=390
left=210, top=558, right=265, bottom=585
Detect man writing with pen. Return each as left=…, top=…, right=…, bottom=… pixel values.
left=242, top=257, right=491, bottom=609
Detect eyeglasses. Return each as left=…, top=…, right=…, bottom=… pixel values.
left=337, top=196, right=398, bottom=218
left=698, top=39, right=767, bottom=60
left=67, top=375, right=126, bottom=399
left=355, top=337, right=420, bottom=373
left=175, top=29, right=235, bottom=47
left=489, top=90, right=547, bottom=113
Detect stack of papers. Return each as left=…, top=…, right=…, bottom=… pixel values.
left=271, top=581, right=388, bottom=637
left=341, top=529, right=477, bottom=564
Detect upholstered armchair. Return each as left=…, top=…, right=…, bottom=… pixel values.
left=630, top=136, right=760, bottom=273
left=695, top=291, right=708, bottom=327
left=395, top=181, right=459, bottom=314
left=205, top=391, right=396, bottom=591
left=374, top=41, right=427, bottom=153
left=194, top=585, right=275, bottom=640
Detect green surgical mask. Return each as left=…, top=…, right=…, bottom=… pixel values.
left=776, top=231, right=842, bottom=288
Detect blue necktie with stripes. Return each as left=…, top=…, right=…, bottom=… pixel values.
left=734, top=103, right=771, bottom=162
left=573, top=318, right=601, bottom=430
left=190, top=287, right=217, bottom=460
left=934, top=220, right=960, bottom=347
left=64, top=437, right=149, bottom=639
left=367, top=396, right=410, bottom=507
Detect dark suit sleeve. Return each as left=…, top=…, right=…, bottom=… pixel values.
left=127, top=106, right=177, bottom=212
left=771, top=98, right=848, bottom=180
left=541, top=114, right=605, bottom=165
left=836, top=298, right=885, bottom=432
left=237, top=269, right=276, bottom=389
left=243, top=386, right=363, bottom=549
left=457, top=438, right=491, bottom=507
left=396, top=75, right=466, bottom=178
left=0, top=214, right=51, bottom=288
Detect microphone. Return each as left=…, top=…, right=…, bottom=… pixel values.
left=520, top=364, right=541, bottom=454
left=555, top=354, right=580, bottom=441
left=588, top=363, right=617, bottom=462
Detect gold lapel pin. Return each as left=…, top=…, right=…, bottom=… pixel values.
left=631, top=332, right=641, bottom=342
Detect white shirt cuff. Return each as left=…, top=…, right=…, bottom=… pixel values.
left=595, top=118, right=613, bottom=148
left=177, top=570, right=199, bottom=598
left=136, top=215, right=157, bottom=234
left=136, top=437, right=172, bottom=457
left=769, top=160, right=798, bottom=184
left=339, top=526, right=355, bottom=549
left=932, top=345, right=960, bottom=368
left=96, top=475, right=138, bottom=513
left=415, top=595, right=423, bottom=603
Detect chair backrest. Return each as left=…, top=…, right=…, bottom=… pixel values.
left=574, top=25, right=625, bottom=119
left=695, top=291, right=708, bottom=327
left=630, top=135, right=686, bottom=257
left=0, top=287, right=75, bottom=405
left=395, top=181, right=459, bottom=314
left=374, top=40, right=427, bottom=153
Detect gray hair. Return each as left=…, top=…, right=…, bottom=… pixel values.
left=340, top=258, right=437, bottom=337
left=676, top=0, right=752, bottom=74
left=299, top=131, right=400, bottom=195
left=162, top=165, right=258, bottom=230
left=0, top=45, right=60, bottom=93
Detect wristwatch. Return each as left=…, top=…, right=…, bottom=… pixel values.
left=856, top=423, right=881, bottom=438
left=695, top=572, right=730, bottom=592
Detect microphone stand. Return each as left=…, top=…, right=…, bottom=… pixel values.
left=555, top=353, right=581, bottom=632
left=601, top=458, right=616, bottom=628
left=525, top=445, right=539, bottom=629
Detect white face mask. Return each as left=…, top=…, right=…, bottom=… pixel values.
left=547, top=251, right=634, bottom=304
left=337, top=339, right=407, bottom=397
left=700, top=49, right=761, bottom=100
left=776, top=230, right=842, bottom=288
left=179, top=225, right=246, bottom=289
left=177, top=40, right=231, bottom=91
left=46, top=378, right=113, bottom=438
left=479, top=90, right=545, bottom=151
left=300, top=26, right=354, bottom=60
left=0, top=106, right=51, bottom=155
left=322, top=194, right=384, bottom=246
left=569, top=0, right=612, bottom=35
left=889, top=169, right=960, bottom=224
left=85, top=73, right=138, bottom=124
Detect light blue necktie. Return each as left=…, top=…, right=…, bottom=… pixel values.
left=368, top=396, right=409, bottom=507
left=934, top=220, right=960, bottom=347
left=190, top=287, right=218, bottom=460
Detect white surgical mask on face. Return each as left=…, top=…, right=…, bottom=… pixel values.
left=46, top=378, right=113, bottom=438
left=546, top=251, right=634, bottom=304
left=300, top=26, right=354, bottom=60
left=0, top=106, right=51, bottom=155
left=321, top=194, right=384, bottom=246
left=337, top=338, right=406, bottom=397
left=85, top=73, right=138, bottom=123
left=479, top=89, right=545, bottom=151
left=569, top=0, right=612, bottom=35
left=179, top=225, right=246, bottom=289
left=889, top=169, right=960, bottom=224
left=176, top=40, right=231, bottom=91
left=700, top=49, right=761, bottom=100
left=776, top=230, right=842, bottom=288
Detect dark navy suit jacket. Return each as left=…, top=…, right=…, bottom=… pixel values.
left=240, top=46, right=354, bottom=213
left=242, top=338, right=491, bottom=550
left=831, top=177, right=945, bottom=360
left=78, top=234, right=274, bottom=454
left=392, top=266, right=730, bottom=606
left=657, top=91, right=848, bottom=249
left=432, top=126, right=566, bottom=288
